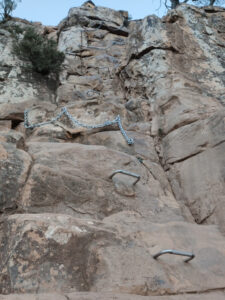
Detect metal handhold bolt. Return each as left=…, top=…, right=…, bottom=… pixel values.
left=153, top=249, right=195, bottom=263
left=109, top=170, right=140, bottom=186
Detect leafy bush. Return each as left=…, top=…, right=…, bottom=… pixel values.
left=0, top=0, right=21, bottom=21
left=13, top=27, right=65, bottom=75
left=5, top=24, right=23, bottom=35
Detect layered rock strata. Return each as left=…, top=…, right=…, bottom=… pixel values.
left=0, top=3, right=225, bottom=299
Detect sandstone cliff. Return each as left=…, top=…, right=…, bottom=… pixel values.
left=0, top=2, right=225, bottom=299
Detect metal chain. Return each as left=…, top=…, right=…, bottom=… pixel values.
left=24, top=107, right=134, bottom=145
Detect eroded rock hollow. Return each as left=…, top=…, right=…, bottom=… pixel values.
left=0, top=2, right=225, bottom=299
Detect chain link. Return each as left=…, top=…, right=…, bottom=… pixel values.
left=24, top=107, right=134, bottom=145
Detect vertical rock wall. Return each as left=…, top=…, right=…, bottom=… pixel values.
left=0, top=3, right=225, bottom=299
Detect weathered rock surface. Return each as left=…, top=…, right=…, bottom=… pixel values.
left=0, top=142, right=31, bottom=213
left=121, top=4, right=225, bottom=232
left=20, top=142, right=181, bottom=223
left=0, top=2, right=225, bottom=299
left=1, top=292, right=225, bottom=300
left=1, top=214, right=225, bottom=295
left=0, top=120, right=11, bottom=131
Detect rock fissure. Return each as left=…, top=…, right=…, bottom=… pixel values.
left=178, top=287, right=225, bottom=295
left=166, top=149, right=204, bottom=165
left=65, top=204, right=95, bottom=216
left=130, top=46, right=180, bottom=60
left=94, top=24, right=129, bottom=37
left=197, top=206, right=216, bottom=225
left=165, top=138, right=225, bottom=166
left=163, top=118, right=201, bottom=136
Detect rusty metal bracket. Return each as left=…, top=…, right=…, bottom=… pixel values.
left=153, top=249, right=195, bottom=263
left=109, top=170, right=140, bottom=185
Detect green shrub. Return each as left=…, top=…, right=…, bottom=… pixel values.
left=13, top=27, right=65, bottom=75
left=5, top=24, right=24, bottom=35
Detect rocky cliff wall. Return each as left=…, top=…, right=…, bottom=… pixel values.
left=0, top=3, right=225, bottom=299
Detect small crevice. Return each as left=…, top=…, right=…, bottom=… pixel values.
left=165, top=119, right=200, bottom=136
left=0, top=204, right=19, bottom=216
left=11, top=119, right=23, bottom=129
left=181, top=286, right=225, bottom=295
left=66, top=204, right=94, bottom=216
left=118, top=45, right=181, bottom=73
left=86, top=13, right=126, bottom=32
left=204, top=7, right=225, bottom=13
left=153, top=138, right=180, bottom=196
left=152, top=136, right=197, bottom=222
left=216, top=42, right=225, bottom=48
left=167, top=149, right=204, bottom=165
left=167, top=139, right=225, bottom=165
left=130, top=45, right=180, bottom=60
left=137, top=283, right=225, bottom=297
left=142, top=160, right=168, bottom=197
left=155, top=287, right=225, bottom=297
left=93, top=23, right=129, bottom=37
left=211, top=139, right=225, bottom=149
left=198, top=207, right=216, bottom=225
left=87, top=15, right=122, bottom=28
left=87, top=16, right=102, bottom=21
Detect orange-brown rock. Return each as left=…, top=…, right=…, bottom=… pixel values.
left=20, top=142, right=181, bottom=222
left=1, top=214, right=225, bottom=295
left=0, top=2, right=225, bottom=299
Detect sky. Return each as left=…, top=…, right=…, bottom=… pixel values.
left=13, top=0, right=167, bottom=26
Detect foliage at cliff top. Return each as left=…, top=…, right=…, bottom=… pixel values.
left=13, top=27, right=65, bottom=76
left=167, top=0, right=225, bottom=9
left=0, top=0, right=21, bottom=21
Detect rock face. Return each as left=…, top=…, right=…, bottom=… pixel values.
left=0, top=3, right=225, bottom=299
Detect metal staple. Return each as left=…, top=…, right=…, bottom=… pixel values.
left=153, top=250, right=195, bottom=263
left=24, top=107, right=134, bottom=145
left=109, top=170, right=140, bottom=185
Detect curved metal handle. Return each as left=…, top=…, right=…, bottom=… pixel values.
left=153, top=249, right=195, bottom=263
left=109, top=170, right=140, bottom=185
